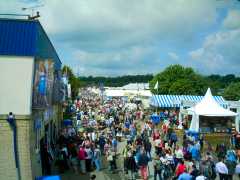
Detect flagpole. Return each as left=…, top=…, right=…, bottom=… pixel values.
left=156, top=86, right=158, bottom=115
left=154, top=81, right=158, bottom=115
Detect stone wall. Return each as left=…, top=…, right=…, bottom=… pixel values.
left=0, top=118, right=17, bottom=180
left=0, top=106, right=63, bottom=180
left=0, top=115, right=33, bottom=180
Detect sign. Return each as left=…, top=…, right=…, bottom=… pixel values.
left=32, top=60, right=54, bottom=108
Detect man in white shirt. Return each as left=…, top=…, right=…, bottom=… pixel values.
left=215, top=158, right=228, bottom=180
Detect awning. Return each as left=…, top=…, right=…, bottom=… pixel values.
left=150, top=95, right=226, bottom=108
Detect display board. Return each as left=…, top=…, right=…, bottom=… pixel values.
left=32, top=60, right=54, bottom=108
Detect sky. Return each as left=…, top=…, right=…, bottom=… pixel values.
left=1, top=0, right=240, bottom=76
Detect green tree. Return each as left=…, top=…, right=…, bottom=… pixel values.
left=223, top=82, right=240, bottom=101
left=150, top=64, right=207, bottom=95
left=62, top=65, right=81, bottom=99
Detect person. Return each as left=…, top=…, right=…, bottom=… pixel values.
left=174, top=145, right=184, bottom=167
left=112, top=137, right=118, bottom=153
left=235, top=162, right=240, bottom=178
left=55, top=145, right=65, bottom=174
left=190, top=164, right=200, bottom=180
left=153, top=155, right=163, bottom=180
left=106, top=149, right=115, bottom=172
left=178, top=169, right=192, bottom=180
left=61, top=144, right=69, bottom=171
left=144, top=138, right=152, bottom=159
left=190, top=142, right=201, bottom=169
left=78, top=145, right=87, bottom=174
left=124, top=147, right=137, bottom=178
left=69, top=143, right=79, bottom=174
left=123, top=144, right=130, bottom=173
left=215, top=158, right=228, bottom=180
left=93, top=145, right=101, bottom=171
left=98, top=133, right=106, bottom=153
left=225, top=158, right=236, bottom=180
left=138, top=150, right=150, bottom=180
left=153, top=129, right=160, bottom=141
left=200, top=160, right=211, bottom=179
left=85, top=146, right=93, bottom=172
left=170, top=131, right=178, bottom=147
left=175, top=159, right=186, bottom=178
left=184, top=158, right=193, bottom=173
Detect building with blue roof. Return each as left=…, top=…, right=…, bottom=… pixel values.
left=0, top=18, right=64, bottom=180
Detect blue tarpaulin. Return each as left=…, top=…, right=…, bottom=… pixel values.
left=185, top=130, right=199, bottom=140
left=151, top=114, right=161, bottom=124
left=63, top=119, right=72, bottom=126
left=36, top=176, right=61, bottom=180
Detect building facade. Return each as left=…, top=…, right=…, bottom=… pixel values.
left=0, top=18, right=64, bottom=180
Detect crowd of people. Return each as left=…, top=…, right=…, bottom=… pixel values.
left=51, top=88, right=240, bottom=180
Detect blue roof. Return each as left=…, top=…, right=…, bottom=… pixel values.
left=0, top=19, right=37, bottom=56
left=150, top=95, right=227, bottom=108
left=0, top=19, right=61, bottom=69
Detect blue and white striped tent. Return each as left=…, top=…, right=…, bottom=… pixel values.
left=150, top=95, right=226, bottom=108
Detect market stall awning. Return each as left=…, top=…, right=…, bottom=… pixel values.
left=150, top=94, right=226, bottom=108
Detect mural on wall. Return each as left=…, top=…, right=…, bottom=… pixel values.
left=32, top=60, right=54, bottom=108
left=52, top=70, right=65, bottom=104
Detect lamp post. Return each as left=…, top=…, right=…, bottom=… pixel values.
left=7, top=112, right=21, bottom=180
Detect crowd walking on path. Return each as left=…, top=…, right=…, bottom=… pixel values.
left=49, top=88, right=240, bottom=180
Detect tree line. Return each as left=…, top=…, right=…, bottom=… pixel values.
left=62, top=64, right=240, bottom=101
left=78, top=74, right=153, bottom=87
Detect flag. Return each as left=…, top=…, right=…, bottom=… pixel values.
left=154, top=81, right=158, bottom=90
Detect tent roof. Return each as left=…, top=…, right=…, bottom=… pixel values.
left=187, top=88, right=237, bottom=117
left=150, top=94, right=226, bottom=108
left=105, top=89, right=125, bottom=97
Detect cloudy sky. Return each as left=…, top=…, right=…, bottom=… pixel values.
left=1, top=0, right=240, bottom=76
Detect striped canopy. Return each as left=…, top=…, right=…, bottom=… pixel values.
left=150, top=95, right=226, bottom=108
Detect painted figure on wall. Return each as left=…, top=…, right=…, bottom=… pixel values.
left=33, top=60, right=54, bottom=108
left=46, top=60, right=54, bottom=105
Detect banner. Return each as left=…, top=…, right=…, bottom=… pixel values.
left=32, top=60, right=54, bottom=108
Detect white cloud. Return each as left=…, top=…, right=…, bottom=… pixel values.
left=189, top=29, right=240, bottom=74
left=72, top=46, right=163, bottom=76
left=168, top=52, right=179, bottom=60
left=189, top=48, right=204, bottom=60
left=1, top=0, right=239, bottom=76
left=34, top=0, right=219, bottom=50
left=223, top=10, right=240, bottom=30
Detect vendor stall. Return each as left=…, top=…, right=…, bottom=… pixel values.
left=188, top=88, right=238, bottom=133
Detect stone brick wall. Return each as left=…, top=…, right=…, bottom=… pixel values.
left=29, top=114, right=42, bottom=179
left=0, top=106, right=63, bottom=180
left=0, top=119, right=17, bottom=180
left=0, top=116, right=33, bottom=180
